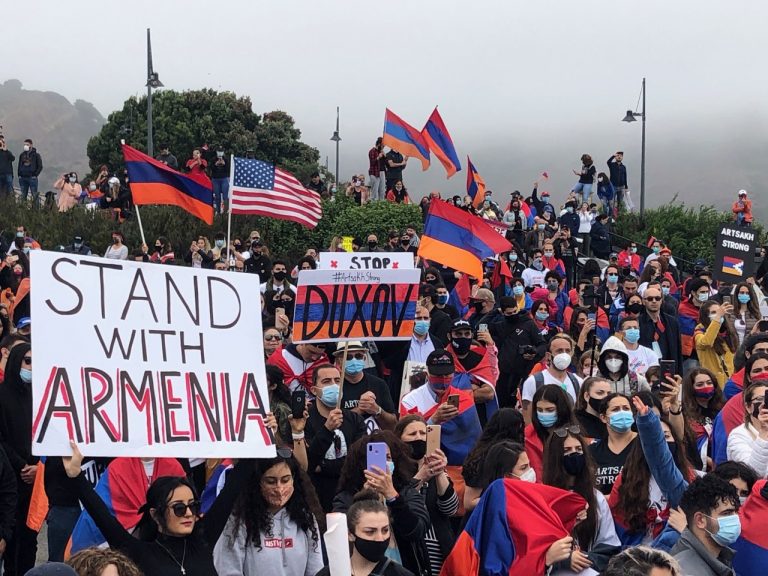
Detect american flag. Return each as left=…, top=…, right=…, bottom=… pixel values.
left=230, top=157, right=322, bottom=228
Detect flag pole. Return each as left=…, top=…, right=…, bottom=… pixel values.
left=122, top=139, right=147, bottom=247
left=225, top=154, right=234, bottom=267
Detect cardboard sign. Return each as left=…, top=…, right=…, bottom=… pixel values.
left=293, top=268, right=420, bottom=343
left=714, top=225, right=758, bottom=282
left=318, top=251, right=414, bottom=270
left=30, top=252, right=275, bottom=458
left=341, top=236, right=354, bottom=252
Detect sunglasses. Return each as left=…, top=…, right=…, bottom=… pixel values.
left=264, top=334, right=282, bottom=341
left=552, top=425, right=581, bottom=438
left=276, top=447, right=293, bottom=459
left=645, top=296, right=662, bottom=302
left=169, top=500, right=201, bottom=518
left=22, top=356, right=32, bottom=365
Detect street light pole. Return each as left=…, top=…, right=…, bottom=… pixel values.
left=640, top=77, right=646, bottom=217
left=146, top=28, right=163, bottom=157
left=330, top=106, right=341, bottom=191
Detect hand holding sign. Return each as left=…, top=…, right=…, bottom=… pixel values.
left=63, top=440, right=83, bottom=478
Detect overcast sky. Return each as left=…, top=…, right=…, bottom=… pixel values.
left=5, top=0, right=768, bottom=210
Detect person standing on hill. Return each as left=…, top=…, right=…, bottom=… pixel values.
left=0, top=137, right=15, bottom=197
left=732, top=190, right=753, bottom=227
left=17, top=138, right=42, bottom=206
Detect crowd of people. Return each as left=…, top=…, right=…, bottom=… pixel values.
left=0, top=130, right=767, bottom=576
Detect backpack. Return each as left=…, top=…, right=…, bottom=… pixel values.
left=534, top=370, right=580, bottom=400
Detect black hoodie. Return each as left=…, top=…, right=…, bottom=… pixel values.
left=0, top=343, right=37, bottom=474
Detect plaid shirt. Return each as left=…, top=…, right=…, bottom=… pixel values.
left=368, top=147, right=383, bottom=176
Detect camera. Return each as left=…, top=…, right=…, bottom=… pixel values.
left=519, top=345, right=536, bottom=356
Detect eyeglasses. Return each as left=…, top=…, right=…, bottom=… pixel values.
left=264, top=334, right=282, bottom=341
left=22, top=356, right=32, bottom=365
left=276, top=447, right=293, bottom=459
left=169, top=500, right=201, bottom=518
left=552, top=425, right=581, bottom=438
left=645, top=296, right=662, bottom=302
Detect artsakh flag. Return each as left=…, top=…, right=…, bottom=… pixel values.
left=733, top=480, right=768, bottom=575
left=421, top=107, right=462, bottom=178
left=440, top=478, right=586, bottom=575
left=722, top=255, right=744, bottom=277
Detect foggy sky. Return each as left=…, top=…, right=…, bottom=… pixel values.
left=4, top=0, right=768, bottom=215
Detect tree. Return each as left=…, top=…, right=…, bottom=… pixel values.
left=86, top=89, right=320, bottom=180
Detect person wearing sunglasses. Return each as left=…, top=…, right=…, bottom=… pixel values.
left=262, top=326, right=283, bottom=360
left=333, top=341, right=396, bottom=432
left=638, top=285, right=683, bottom=373
left=61, top=412, right=275, bottom=576
left=214, top=452, right=324, bottom=576
left=542, top=425, right=620, bottom=573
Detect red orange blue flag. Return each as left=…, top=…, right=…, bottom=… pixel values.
left=382, top=109, right=430, bottom=170
left=421, top=107, right=462, bottom=178
left=466, top=156, right=487, bottom=209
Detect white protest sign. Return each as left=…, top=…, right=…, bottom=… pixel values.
left=30, top=251, right=275, bottom=458
left=318, top=251, right=414, bottom=270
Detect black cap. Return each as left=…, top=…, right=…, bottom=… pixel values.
left=426, top=349, right=455, bottom=376
left=451, top=319, right=472, bottom=332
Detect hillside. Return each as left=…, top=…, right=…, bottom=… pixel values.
left=0, top=79, right=104, bottom=189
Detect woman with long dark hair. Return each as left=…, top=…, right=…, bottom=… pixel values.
left=214, top=454, right=324, bottom=576
left=681, top=366, right=724, bottom=468
left=588, top=392, right=637, bottom=495
left=694, top=300, right=738, bottom=387
left=333, top=431, right=428, bottom=575
left=542, top=426, right=620, bottom=573
left=731, top=282, right=761, bottom=344
left=461, top=408, right=525, bottom=512
left=574, top=376, right=612, bottom=440
left=525, top=385, right=576, bottom=481
left=727, top=380, right=768, bottom=477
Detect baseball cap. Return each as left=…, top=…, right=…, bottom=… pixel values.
left=16, top=317, right=31, bottom=330
left=471, top=288, right=495, bottom=302
left=450, top=319, right=472, bottom=332
left=333, top=341, right=366, bottom=355
left=739, top=189, right=747, bottom=196
left=24, top=563, right=78, bottom=576
left=426, top=349, right=455, bottom=376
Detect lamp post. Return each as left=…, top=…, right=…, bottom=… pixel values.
left=622, top=77, right=646, bottom=217
left=330, top=106, right=341, bottom=192
left=146, top=28, right=163, bottom=157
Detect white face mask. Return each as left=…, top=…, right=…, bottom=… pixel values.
left=514, top=468, right=536, bottom=483
left=23, top=145, right=30, bottom=152
left=552, top=352, right=572, bottom=371
left=605, top=358, right=623, bottom=373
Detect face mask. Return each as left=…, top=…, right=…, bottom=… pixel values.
left=608, top=411, right=634, bottom=433
left=510, top=254, right=518, bottom=262
left=607, top=274, right=619, bottom=283
left=437, top=294, right=449, bottom=305
left=319, top=384, right=340, bottom=407
left=19, top=368, right=32, bottom=383
left=552, top=352, right=572, bottom=371
left=68, top=176, right=76, bottom=183
left=547, top=281, right=559, bottom=291
left=154, top=245, right=162, bottom=252
left=537, top=224, right=545, bottom=231
left=694, top=385, right=715, bottom=399
left=23, top=145, right=30, bottom=152
left=705, top=514, right=742, bottom=547
left=74, top=242, right=82, bottom=249
left=738, top=293, right=751, bottom=304
left=537, top=411, right=558, bottom=428
left=451, top=337, right=472, bottom=355
left=586, top=395, right=602, bottom=413
left=89, top=183, right=97, bottom=191
left=112, top=237, right=120, bottom=244
left=344, top=359, right=365, bottom=376
left=263, top=484, right=294, bottom=510
left=563, top=452, right=586, bottom=476
left=23, top=247, right=29, bottom=255
left=386, top=461, right=395, bottom=475
left=367, top=241, right=377, bottom=250
left=407, top=439, right=427, bottom=461
left=739, top=496, right=747, bottom=507
left=652, top=246, right=661, bottom=254
left=667, top=442, right=678, bottom=461
left=624, top=328, right=641, bottom=344
left=631, top=247, right=638, bottom=253
left=13, top=267, right=22, bottom=276
left=626, top=303, right=643, bottom=314
left=513, top=285, right=524, bottom=296
left=566, top=206, right=574, bottom=213
left=505, top=313, right=518, bottom=322
left=414, top=320, right=430, bottom=335
left=662, top=286, right=670, bottom=296
left=15, top=232, right=24, bottom=238
left=544, top=251, right=554, bottom=258
left=697, top=293, right=709, bottom=303
left=273, top=271, right=287, bottom=282
left=542, top=197, right=550, bottom=204
left=513, top=467, right=537, bottom=483
left=535, top=310, right=549, bottom=322
left=709, top=314, right=724, bottom=324
left=353, top=535, right=390, bottom=564
left=605, top=358, right=623, bottom=373
left=215, top=240, right=225, bottom=248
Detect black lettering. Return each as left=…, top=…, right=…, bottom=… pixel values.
left=34, top=367, right=83, bottom=444
left=370, top=284, right=391, bottom=337
left=180, top=331, right=205, bottom=364
left=159, top=371, right=189, bottom=442
left=148, top=329, right=175, bottom=361
left=381, top=258, right=391, bottom=268
left=301, top=285, right=329, bottom=340
left=81, top=260, right=123, bottom=319
left=45, top=257, right=84, bottom=315
left=121, top=269, right=159, bottom=322
left=207, top=276, right=241, bottom=329
left=83, top=368, right=120, bottom=442
left=389, top=284, right=416, bottom=336
left=166, top=273, right=200, bottom=326
left=119, top=370, right=161, bottom=444
left=189, top=372, right=222, bottom=442
left=237, top=373, right=268, bottom=442
left=93, top=326, right=136, bottom=360
left=344, top=283, right=372, bottom=338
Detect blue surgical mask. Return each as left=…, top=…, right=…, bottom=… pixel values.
left=652, top=246, right=661, bottom=254
left=697, top=293, right=709, bottom=303
left=19, top=368, right=32, bottom=384
left=510, top=254, right=518, bottom=262
left=607, top=274, right=619, bottom=283
left=705, top=513, right=741, bottom=546
left=319, top=384, right=340, bottom=407
left=738, top=293, right=751, bottom=304
left=344, top=359, right=365, bottom=375
left=566, top=206, right=574, bottom=213
left=662, top=286, right=670, bottom=296
left=624, top=328, right=640, bottom=344
left=537, top=224, right=545, bottom=231
left=535, top=310, right=549, bottom=321
left=386, top=461, right=395, bottom=475
left=537, top=411, right=558, bottom=428
left=215, top=239, right=225, bottom=248
left=437, top=294, right=449, bottom=305
left=513, top=285, right=524, bottom=296
left=414, top=320, right=430, bottom=335
left=608, top=411, right=634, bottom=433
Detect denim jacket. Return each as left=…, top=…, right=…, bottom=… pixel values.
left=636, top=410, right=689, bottom=509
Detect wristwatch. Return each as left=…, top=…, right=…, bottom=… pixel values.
left=375, top=406, right=383, bottom=417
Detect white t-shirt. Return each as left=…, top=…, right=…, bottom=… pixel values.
left=625, top=344, right=659, bottom=376
left=521, top=369, right=583, bottom=404
left=522, top=267, right=548, bottom=288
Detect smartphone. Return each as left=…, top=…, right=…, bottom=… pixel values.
left=587, top=312, right=596, bottom=322
left=651, top=380, right=662, bottom=396
left=447, top=394, right=460, bottom=409
left=291, top=390, right=306, bottom=420
left=758, top=320, right=768, bottom=332
left=275, top=307, right=285, bottom=317
left=367, top=442, right=388, bottom=473
left=764, top=390, right=768, bottom=409
left=723, top=295, right=732, bottom=306
left=478, top=323, right=488, bottom=333
left=659, top=360, right=676, bottom=382
left=426, top=425, right=441, bottom=456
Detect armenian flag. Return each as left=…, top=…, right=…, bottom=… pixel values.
left=382, top=109, right=430, bottom=170
left=733, top=480, right=768, bottom=575
left=722, top=255, right=744, bottom=277
left=466, top=156, right=487, bottom=209
left=440, top=478, right=586, bottom=575
left=418, top=200, right=512, bottom=280
left=421, top=107, right=462, bottom=178
left=122, top=144, right=214, bottom=225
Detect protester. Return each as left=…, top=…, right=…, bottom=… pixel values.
left=104, top=231, right=128, bottom=260
left=604, top=546, right=681, bottom=576
left=17, top=138, right=43, bottom=205
left=726, top=381, right=768, bottom=476
left=574, top=376, right=612, bottom=440
left=0, top=136, right=15, bottom=197
left=731, top=282, right=761, bottom=344
left=732, top=189, right=753, bottom=226
left=53, top=171, right=82, bottom=212
left=521, top=334, right=583, bottom=414
left=572, top=154, right=596, bottom=205
left=185, top=148, right=207, bottom=175
left=681, top=367, right=724, bottom=468
left=209, top=148, right=229, bottom=214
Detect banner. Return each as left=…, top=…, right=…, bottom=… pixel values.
left=318, top=251, right=415, bottom=270
left=714, top=225, right=758, bottom=282
left=30, top=252, right=275, bottom=458
left=293, top=268, right=420, bottom=343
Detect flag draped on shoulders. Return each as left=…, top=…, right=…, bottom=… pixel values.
left=440, top=478, right=585, bottom=575
left=732, top=479, right=768, bottom=575
left=122, top=144, right=214, bottom=225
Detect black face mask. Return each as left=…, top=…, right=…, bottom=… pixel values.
left=626, top=302, right=643, bottom=314
left=273, top=271, right=287, bottom=282
left=562, top=452, right=586, bottom=476
left=155, top=245, right=162, bottom=252
left=368, top=242, right=378, bottom=250
left=451, top=337, right=472, bottom=355
left=472, top=301, right=484, bottom=313
left=587, top=396, right=603, bottom=413
left=354, top=535, right=390, bottom=563
left=406, top=439, right=427, bottom=461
